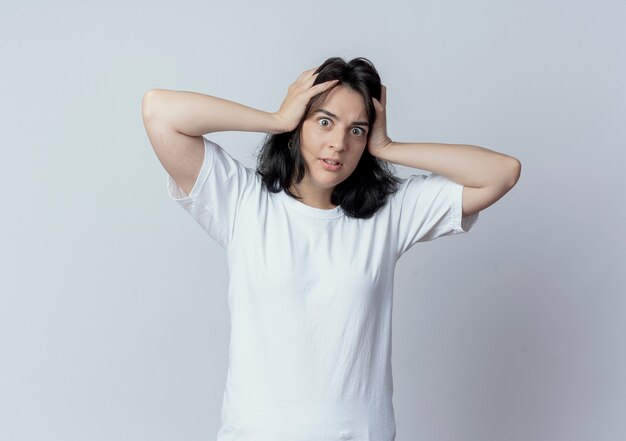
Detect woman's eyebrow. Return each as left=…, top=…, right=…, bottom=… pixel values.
left=315, top=109, right=369, bottom=127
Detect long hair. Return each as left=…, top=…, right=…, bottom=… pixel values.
left=255, top=56, right=402, bottom=219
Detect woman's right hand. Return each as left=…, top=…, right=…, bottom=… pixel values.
left=273, top=67, right=339, bottom=133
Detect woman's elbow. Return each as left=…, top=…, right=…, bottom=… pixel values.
left=504, top=156, right=521, bottom=188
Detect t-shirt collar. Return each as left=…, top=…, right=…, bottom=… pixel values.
left=277, top=190, right=345, bottom=219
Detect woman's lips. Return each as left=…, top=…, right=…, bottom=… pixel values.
left=320, top=158, right=342, bottom=171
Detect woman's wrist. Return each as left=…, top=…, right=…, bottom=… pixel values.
left=268, top=112, right=292, bottom=134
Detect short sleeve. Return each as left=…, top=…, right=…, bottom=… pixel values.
left=393, top=173, right=479, bottom=256
left=166, top=137, right=255, bottom=249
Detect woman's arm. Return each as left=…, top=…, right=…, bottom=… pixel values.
left=142, top=69, right=337, bottom=136
left=374, top=141, right=521, bottom=217
left=367, top=86, right=521, bottom=216
left=373, top=141, right=520, bottom=189
left=142, top=89, right=286, bottom=136
left=141, top=72, right=336, bottom=196
left=141, top=89, right=284, bottom=196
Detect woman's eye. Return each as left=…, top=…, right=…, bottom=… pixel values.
left=352, top=127, right=365, bottom=136
left=318, top=117, right=331, bottom=127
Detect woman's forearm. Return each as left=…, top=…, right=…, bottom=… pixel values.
left=141, top=89, right=285, bottom=136
left=373, top=141, right=520, bottom=189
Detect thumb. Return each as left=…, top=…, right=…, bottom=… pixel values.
left=372, top=97, right=383, bottom=112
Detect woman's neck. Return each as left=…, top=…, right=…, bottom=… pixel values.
left=288, top=181, right=337, bottom=210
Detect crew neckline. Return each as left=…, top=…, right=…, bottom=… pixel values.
left=277, top=189, right=345, bottom=219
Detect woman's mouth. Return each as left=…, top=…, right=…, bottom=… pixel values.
left=320, top=158, right=342, bottom=171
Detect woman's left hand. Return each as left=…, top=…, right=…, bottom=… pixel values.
left=367, top=84, right=393, bottom=157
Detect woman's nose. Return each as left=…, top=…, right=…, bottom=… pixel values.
left=330, top=131, right=347, bottom=151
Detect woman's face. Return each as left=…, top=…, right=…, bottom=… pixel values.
left=296, top=85, right=370, bottom=192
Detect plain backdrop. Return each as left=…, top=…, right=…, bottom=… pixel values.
left=1, top=1, right=624, bottom=440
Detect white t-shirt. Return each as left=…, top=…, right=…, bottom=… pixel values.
left=167, top=137, right=479, bottom=441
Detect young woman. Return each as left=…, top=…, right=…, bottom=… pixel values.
left=142, top=57, right=520, bottom=441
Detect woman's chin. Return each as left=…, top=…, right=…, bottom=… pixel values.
left=314, top=176, right=343, bottom=188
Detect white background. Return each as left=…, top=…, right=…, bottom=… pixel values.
left=1, top=1, right=624, bottom=440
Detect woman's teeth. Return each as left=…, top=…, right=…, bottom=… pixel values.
left=323, top=159, right=340, bottom=165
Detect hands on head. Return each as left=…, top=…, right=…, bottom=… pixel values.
left=273, top=65, right=391, bottom=157
left=274, top=67, right=339, bottom=133
left=367, top=84, right=393, bottom=157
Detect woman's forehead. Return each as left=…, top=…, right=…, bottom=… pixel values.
left=316, top=86, right=367, bottom=120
